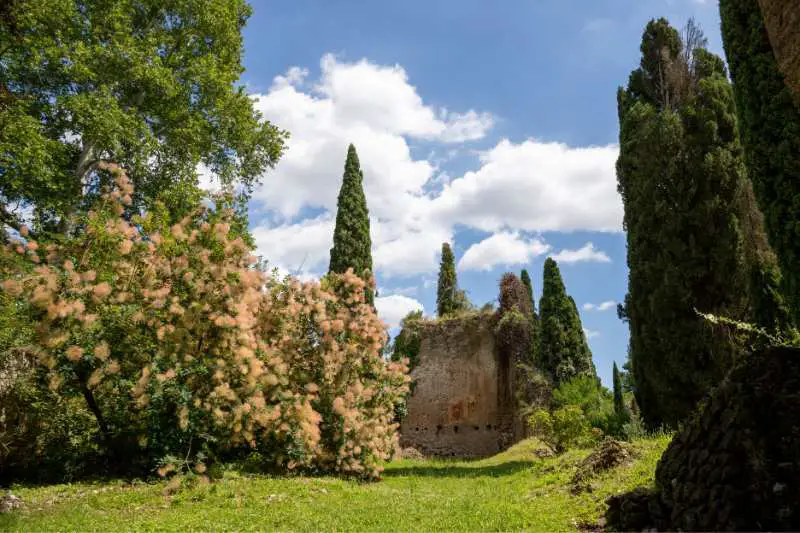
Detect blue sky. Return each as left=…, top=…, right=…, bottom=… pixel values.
left=231, top=0, right=724, bottom=387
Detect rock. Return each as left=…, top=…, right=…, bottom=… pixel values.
left=605, top=487, right=658, bottom=531
left=0, top=492, right=22, bottom=513
left=534, top=447, right=555, bottom=459
left=400, top=447, right=425, bottom=460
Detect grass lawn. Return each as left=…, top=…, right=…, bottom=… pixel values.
left=0, top=435, right=670, bottom=532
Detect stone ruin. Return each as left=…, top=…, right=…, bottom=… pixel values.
left=606, top=345, right=800, bottom=530
left=399, top=313, right=526, bottom=457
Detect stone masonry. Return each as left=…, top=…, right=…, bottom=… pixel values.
left=399, top=314, right=520, bottom=457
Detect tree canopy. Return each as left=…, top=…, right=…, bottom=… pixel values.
left=617, top=17, right=790, bottom=428
left=329, top=144, right=374, bottom=290
left=720, top=0, right=800, bottom=323
left=538, top=258, right=595, bottom=386
left=0, top=0, right=286, bottom=234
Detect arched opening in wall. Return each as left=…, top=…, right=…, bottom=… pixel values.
left=436, top=424, right=442, bottom=436
left=486, top=424, right=493, bottom=430
left=453, top=425, right=459, bottom=433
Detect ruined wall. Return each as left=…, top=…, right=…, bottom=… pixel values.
left=399, top=313, right=519, bottom=457
left=606, top=346, right=800, bottom=531
left=760, top=0, right=800, bottom=99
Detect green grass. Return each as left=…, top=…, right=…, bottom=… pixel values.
left=0, top=435, right=671, bottom=532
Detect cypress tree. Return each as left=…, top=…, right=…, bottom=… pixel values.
left=329, top=144, right=373, bottom=300
left=612, top=362, right=625, bottom=418
left=617, top=18, right=788, bottom=428
left=720, top=0, right=800, bottom=322
left=437, top=242, right=457, bottom=317
left=538, top=258, right=595, bottom=385
left=520, top=269, right=537, bottom=318
left=521, top=268, right=539, bottom=362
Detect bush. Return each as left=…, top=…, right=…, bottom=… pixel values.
left=0, top=354, right=101, bottom=483
left=552, top=375, right=617, bottom=435
left=529, top=405, right=593, bottom=453
left=0, top=164, right=408, bottom=481
left=621, top=413, right=649, bottom=441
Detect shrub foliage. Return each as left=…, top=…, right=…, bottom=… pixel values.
left=0, top=164, right=408, bottom=480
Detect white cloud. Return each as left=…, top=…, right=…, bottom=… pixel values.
left=382, top=285, right=418, bottom=297
left=248, top=55, right=489, bottom=278
left=427, top=139, right=622, bottom=233
left=458, top=231, right=550, bottom=272
left=375, top=295, right=424, bottom=328
left=583, top=328, right=600, bottom=339
left=551, top=242, right=611, bottom=264
left=247, top=55, right=620, bottom=282
left=251, top=216, right=334, bottom=277
left=583, top=300, right=617, bottom=311
left=372, top=220, right=452, bottom=278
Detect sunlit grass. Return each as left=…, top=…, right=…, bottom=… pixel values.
left=0, top=435, right=671, bottom=532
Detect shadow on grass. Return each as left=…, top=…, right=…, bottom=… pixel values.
left=385, top=460, right=536, bottom=478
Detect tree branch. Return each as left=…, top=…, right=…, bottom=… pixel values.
left=0, top=202, right=28, bottom=236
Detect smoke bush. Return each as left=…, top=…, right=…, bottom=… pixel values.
left=0, top=164, right=408, bottom=480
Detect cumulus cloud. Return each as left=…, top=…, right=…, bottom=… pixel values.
left=458, top=231, right=550, bottom=272
left=250, top=54, right=492, bottom=219
left=251, top=216, right=334, bottom=277
left=247, top=55, right=621, bottom=280
left=375, top=295, right=424, bottom=328
left=427, top=139, right=622, bottom=233
left=583, top=328, right=600, bottom=339
left=551, top=242, right=611, bottom=264
left=583, top=300, right=617, bottom=311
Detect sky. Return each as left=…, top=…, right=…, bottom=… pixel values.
left=232, top=0, right=725, bottom=387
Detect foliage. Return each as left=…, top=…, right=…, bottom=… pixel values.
left=697, top=311, right=798, bottom=350
left=612, top=362, right=628, bottom=424
left=529, top=406, right=593, bottom=453
left=620, top=413, right=649, bottom=442
left=552, top=375, right=615, bottom=435
left=0, top=353, right=101, bottom=483
left=720, top=0, right=800, bottom=323
left=0, top=165, right=407, bottom=480
left=0, top=0, right=286, bottom=234
left=520, top=268, right=537, bottom=318
left=538, top=258, right=595, bottom=385
left=260, top=271, right=409, bottom=478
left=328, top=144, right=374, bottom=304
left=436, top=243, right=470, bottom=317
left=616, top=17, right=790, bottom=429
left=388, top=310, right=423, bottom=422
left=391, top=310, right=424, bottom=371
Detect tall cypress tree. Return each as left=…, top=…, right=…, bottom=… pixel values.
left=437, top=242, right=458, bottom=317
left=329, top=144, right=373, bottom=301
left=612, top=362, right=625, bottom=418
left=520, top=269, right=537, bottom=318
left=720, top=0, right=800, bottom=322
left=538, top=258, right=594, bottom=385
left=521, top=268, right=539, bottom=362
left=617, top=18, right=788, bottom=428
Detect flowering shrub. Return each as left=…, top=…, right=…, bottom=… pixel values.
left=0, top=164, right=408, bottom=480
left=260, top=273, right=409, bottom=476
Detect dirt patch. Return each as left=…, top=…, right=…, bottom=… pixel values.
left=571, top=438, right=633, bottom=494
